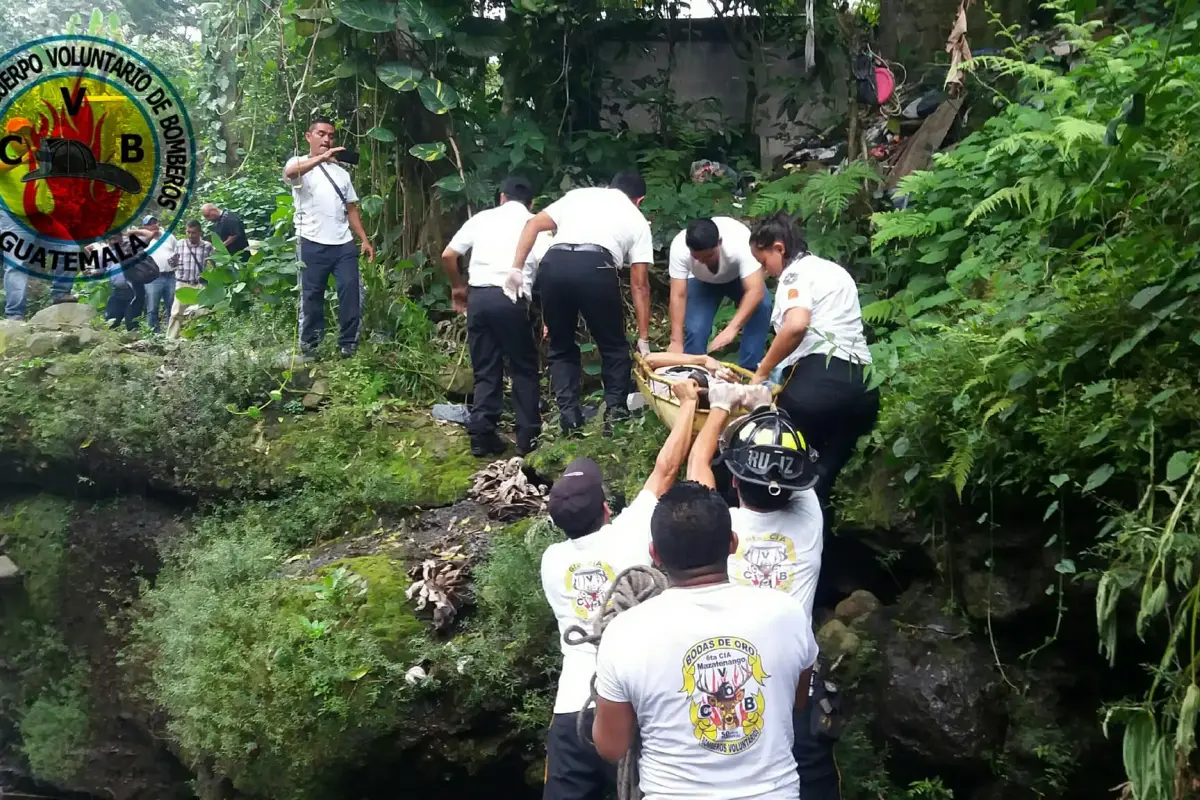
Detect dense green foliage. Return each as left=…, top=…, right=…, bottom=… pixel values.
left=853, top=6, right=1200, bottom=797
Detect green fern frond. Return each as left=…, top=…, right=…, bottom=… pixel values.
left=894, top=169, right=940, bottom=197
left=1035, top=176, right=1066, bottom=221
left=981, top=396, right=1016, bottom=428
left=870, top=211, right=938, bottom=249
left=860, top=298, right=896, bottom=324
left=1053, top=116, right=1107, bottom=152
left=964, top=55, right=1061, bottom=88
left=965, top=179, right=1032, bottom=227
left=945, top=437, right=977, bottom=499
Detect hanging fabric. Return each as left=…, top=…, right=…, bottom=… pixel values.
left=805, top=0, right=816, bottom=71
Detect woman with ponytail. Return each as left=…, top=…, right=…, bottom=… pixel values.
left=747, top=212, right=879, bottom=528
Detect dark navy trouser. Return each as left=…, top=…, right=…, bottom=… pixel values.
left=298, top=238, right=360, bottom=351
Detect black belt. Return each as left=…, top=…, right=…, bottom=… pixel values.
left=547, top=242, right=616, bottom=266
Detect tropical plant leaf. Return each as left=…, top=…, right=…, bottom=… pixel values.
left=329, top=0, right=396, bottom=31
left=396, top=0, right=450, bottom=39
left=377, top=62, right=424, bottom=92
left=365, top=127, right=396, bottom=143
left=409, top=142, right=447, bottom=161
left=418, top=78, right=459, bottom=114
left=434, top=175, right=465, bottom=192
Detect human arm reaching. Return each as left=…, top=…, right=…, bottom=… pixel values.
left=283, top=147, right=344, bottom=182
left=631, top=262, right=651, bottom=354
left=641, top=380, right=701, bottom=499
left=752, top=306, right=810, bottom=384
left=708, top=270, right=766, bottom=353
left=667, top=277, right=688, bottom=353
left=510, top=212, right=556, bottom=273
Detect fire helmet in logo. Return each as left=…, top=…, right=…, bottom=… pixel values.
left=0, top=35, right=196, bottom=280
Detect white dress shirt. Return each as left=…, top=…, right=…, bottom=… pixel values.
left=543, top=187, right=654, bottom=267
left=446, top=201, right=539, bottom=294
left=283, top=156, right=359, bottom=246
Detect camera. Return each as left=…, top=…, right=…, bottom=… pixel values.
left=334, top=149, right=360, bottom=166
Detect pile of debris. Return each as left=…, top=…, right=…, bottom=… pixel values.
left=468, top=457, right=547, bottom=521
left=406, top=543, right=471, bottom=632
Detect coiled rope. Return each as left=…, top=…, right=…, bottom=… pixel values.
left=563, top=564, right=669, bottom=800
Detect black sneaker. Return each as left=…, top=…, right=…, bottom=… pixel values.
left=51, top=295, right=79, bottom=305
left=516, top=434, right=540, bottom=457
left=470, top=434, right=506, bottom=457
left=339, top=346, right=356, bottom=359
left=603, top=407, right=630, bottom=438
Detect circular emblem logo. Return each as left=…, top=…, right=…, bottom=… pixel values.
left=0, top=35, right=196, bottom=281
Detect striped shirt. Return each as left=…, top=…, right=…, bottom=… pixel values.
left=176, top=239, right=214, bottom=284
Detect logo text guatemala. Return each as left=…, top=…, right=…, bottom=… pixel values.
left=0, top=35, right=197, bottom=280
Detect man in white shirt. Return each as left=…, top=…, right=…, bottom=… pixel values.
left=540, top=381, right=701, bottom=800
left=132, top=215, right=177, bottom=334
left=283, top=118, right=375, bottom=359
left=667, top=217, right=772, bottom=371
left=687, top=384, right=841, bottom=799
left=592, top=479, right=818, bottom=800
left=509, top=172, right=653, bottom=437
left=440, top=175, right=543, bottom=458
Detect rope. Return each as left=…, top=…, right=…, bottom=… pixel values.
left=563, top=564, right=669, bottom=800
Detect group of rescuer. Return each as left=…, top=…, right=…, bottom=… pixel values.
left=439, top=169, right=880, bottom=799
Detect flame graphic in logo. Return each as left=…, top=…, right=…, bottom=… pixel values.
left=21, top=76, right=126, bottom=242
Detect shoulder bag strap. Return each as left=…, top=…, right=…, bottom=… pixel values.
left=315, top=163, right=350, bottom=209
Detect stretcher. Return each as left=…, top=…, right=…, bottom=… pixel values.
left=633, top=353, right=782, bottom=433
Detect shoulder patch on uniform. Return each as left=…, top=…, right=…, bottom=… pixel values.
left=787, top=288, right=799, bottom=300
left=782, top=271, right=799, bottom=285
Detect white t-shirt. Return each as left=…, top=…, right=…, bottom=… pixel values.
left=446, top=201, right=544, bottom=297
left=283, top=156, right=360, bottom=246
left=729, top=491, right=823, bottom=615
left=771, top=254, right=872, bottom=370
left=540, top=490, right=658, bottom=714
left=595, top=582, right=817, bottom=800
left=543, top=187, right=654, bottom=268
left=667, top=217, right=760, bottom=285
left=147, top=234, right=177, bottom=273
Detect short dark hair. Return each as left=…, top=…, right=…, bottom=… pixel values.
left=501, top=174, right=535, bottom=207
left=750, top=212, right=809, bottom=262
left=186, top=219, right=202, bottom=230
left=610, top=171, right=647, bottom=201
left=308, top=117, right=334, bottom=132
left=651, top=481, right=732, bottom=574
left=685, top=218, right=720, bottom=251
left=736, top=479, right=793, bottom=512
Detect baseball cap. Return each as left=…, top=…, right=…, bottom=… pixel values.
left=548, top=457, right=606, bottom=538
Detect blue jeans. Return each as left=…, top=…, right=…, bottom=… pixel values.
left=4, top=265, right=73, bottom=320
left=144, top=272, right=176, bottom=333
left=683, top=277, right=773, bottom=370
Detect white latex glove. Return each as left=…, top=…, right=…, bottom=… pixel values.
left=740, top=385, right=773, bottom=411
left=708, top=382, right=743, bottom=413
left=502, top=268, right=524, bottom=303
left=636, top=338, right=651, bottom=356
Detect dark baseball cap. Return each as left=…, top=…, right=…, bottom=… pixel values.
left=548, top=457, right=606, bottom=538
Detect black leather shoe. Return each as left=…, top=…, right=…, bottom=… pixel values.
left=470, top=434, right=506, bottom=457
left=560, top=409, right=584, bottom=437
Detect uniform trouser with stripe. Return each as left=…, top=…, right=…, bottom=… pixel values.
left=795, top=700, right=842, bottom=800
left=466, top=286, right=541, bottom=442
left=538, top=248, right=631, bottom=422
left=543, top=709, right=615, bottom=800
left=298, top=238, right=361, bottom=351
left=777, top=353, right=880, bottom=532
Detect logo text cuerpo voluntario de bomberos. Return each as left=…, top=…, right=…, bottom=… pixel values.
left=0, top=36, right=197, bottom=280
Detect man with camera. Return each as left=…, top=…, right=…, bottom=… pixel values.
left=283, top=118, right=375, bottom=359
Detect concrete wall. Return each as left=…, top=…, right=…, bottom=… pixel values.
left=593, top=0, right=1029, bottom=168
left=596, top=23, right=851, bottom=169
